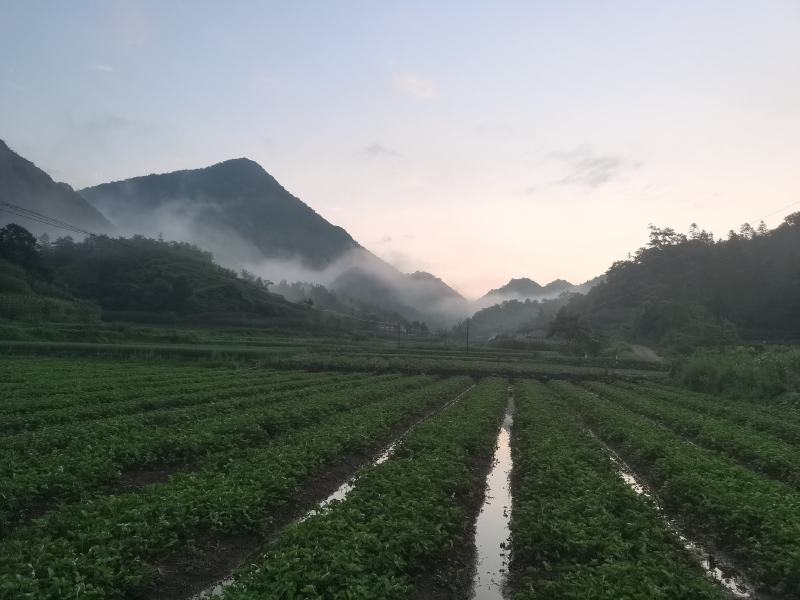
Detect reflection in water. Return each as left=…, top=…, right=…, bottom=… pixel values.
left=193, top=385, right=476, bottom=599
left=607, top=449, right=755, bottom=599
left=470, top=392, right=514, bottom=600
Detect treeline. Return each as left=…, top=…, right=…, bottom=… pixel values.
left=0, top=223, right=309, bottom=324
left=559, top=213, right=800, bottom=348
left=271, top=280, right=431, bottom=335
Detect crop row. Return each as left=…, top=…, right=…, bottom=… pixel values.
left=552, top=381, right=800, bottom=596
left=0, top=374, right=416, bottom=531
left=586, top=382, right=800, bottom=487
left=219, top=377, right=508, bottom=599
left=509, top=380, right=723, bottom=599
left=260, top=352, right=663, bottom=380
left=0, top=366, right=289, bottom=416
left=0, top=374, right=364, bottom=455
left=0, top=370, right=345, bottom=433
left=624, top=382, right=800, bottom=445
left=0, top=376, right=472, bottom=599
left=0, top=356, right=208, bottom=393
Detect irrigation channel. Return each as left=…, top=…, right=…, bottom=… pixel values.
left=469, top=387, right=515, bottom=600
left=191, top=384, right=476, bottom=599
left=601, top=436, right=758, bottom=599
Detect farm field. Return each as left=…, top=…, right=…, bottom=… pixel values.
left=1, top=353, right=797, bottom=599
left=0, top=338, right=667, bottom=380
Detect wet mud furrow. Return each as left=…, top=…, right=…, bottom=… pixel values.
left=186, top=384, right=477, bottom=600
left=586, top=428, right=758, bottom=599
left=469, top=386, right=514, bottom=600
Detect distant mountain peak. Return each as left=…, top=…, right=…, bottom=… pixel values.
left=79, top=158, right=359, bottom=268
left=486, top=277, right=543, bottom=297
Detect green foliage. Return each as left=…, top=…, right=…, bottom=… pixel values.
left=511, top=381, right=724, bottom=599
left=0, top=372, right=468, bottom=598
left=45, top=234, right=307, bottom=319
left=564, top=215, right=800, bottom=344
left=672, top=346, right=800, bottom=401
left=555, top=381, right=800, bottom=596
left=0, top=223, right=40, bottom=268
left=221, top=378, right=506, bottom=599
left=586, top=382, right=800, bottom=487
left=547, top=308, right=607, bottom=355
left=466, top=298, right=542, bottom=337
left=0, top=293, right=99, bottom=323
left=0, top=223, right=320, bottom=326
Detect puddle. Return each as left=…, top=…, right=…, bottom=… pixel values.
left=602, top=442, right=756, bottom=599
left=192, top=384, right=476, bottom=599
left=470, top=389, right=514, bottom=600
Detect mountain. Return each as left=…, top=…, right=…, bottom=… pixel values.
left=475, top=276, right=588, bottom=311
left=486, top=277, right=545, bottom=298
left=562, top=216, right=800, bottom=346
left=79, top=157, right=471, bottom=327
left=0, top=140, right=114, bottom=237
left=329, top=265, right=469, bottom=329
left=79, top=158, right=360, bottom=269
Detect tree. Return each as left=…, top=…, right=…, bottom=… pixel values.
left=739, top=222, right=755, bottom=240
left=0, top=223, right=40, bottom=268
left=547, top=309, right=606, bottom=355
left=647, top=225, right=686, bottom=250
left=783, top=212, right=800, bottom=228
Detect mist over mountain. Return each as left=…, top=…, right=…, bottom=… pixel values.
left=78, top=157, right=470, bottom=327
left=79, top=158, right=359, bottom=269
left=0, top=140, right=114, bottom=237
left=474, top=276, right=600, bottom=311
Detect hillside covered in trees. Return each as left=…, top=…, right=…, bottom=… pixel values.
left=560, top=214, right=800, bottom=347
left=0, top=224, right=311, bottom=325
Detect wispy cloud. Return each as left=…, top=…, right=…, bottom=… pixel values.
left=393, top=73, right=437, bottom=99
left=67, top=114, right=151, bottom=144
left=359, top=143, right=402, bottom=159
left=556, top=147, right=642, bottom=188
left=88, top=64, right=115, bottom=73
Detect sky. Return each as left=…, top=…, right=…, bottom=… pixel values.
left=2, top=1, right=799, bottom=298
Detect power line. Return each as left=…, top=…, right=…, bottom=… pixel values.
left=0, top=201, right=97, bottom=237
left=751, top=199, right=800, bottom=226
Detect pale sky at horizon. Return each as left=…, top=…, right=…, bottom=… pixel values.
left=2, top=1, right=799, bottom=298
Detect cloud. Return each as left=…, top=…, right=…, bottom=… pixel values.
left=88, top=64, right=115, bottom=73
left=67, top=114, right=152, bottom=145
left=5, top=81, right=26, bottom=91
left=378, top=235, right=393, bottom=243
left=556, top=147, right=642, bottom=188
left=393, top=73, right=437, bottom=99
left=359, top=143, right=402, bottom=158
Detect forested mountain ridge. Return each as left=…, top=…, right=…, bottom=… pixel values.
left=562, top=215, right=800, bottom=346
left=79, top=158, right=360, bottom=269
left=0, top=140, right=114, bottom=236
left=78, top=157, right=471, bottom=326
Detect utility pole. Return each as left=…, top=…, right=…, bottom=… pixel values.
left=465, top=318, right=470, bottom=355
